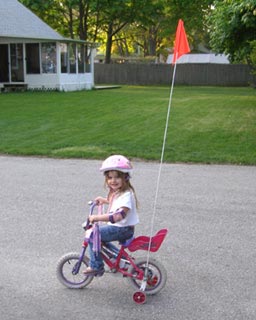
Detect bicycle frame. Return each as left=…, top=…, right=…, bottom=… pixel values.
left=73, top=227, right=168, bottom=281
left=72, top=201, right=168, bottom=281
left=71, top=237, right=136, bottom=279
left=101, top=243, right=142, bottom=279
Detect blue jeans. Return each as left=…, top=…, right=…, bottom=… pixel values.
left=88, top=225, right=134, bottom=270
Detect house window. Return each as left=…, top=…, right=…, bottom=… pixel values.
left=78, top=44, right=85, bottom=73
left=60, top=43, right=68, bottom=73
left=69, top=43, right=76, bottom=73
left=26, top=43, right=40, bottom=74
left=41, top=43, right=56, bottom=73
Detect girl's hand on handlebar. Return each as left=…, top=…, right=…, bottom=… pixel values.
left=94, top=196, right=108, bottom=205
left=89, top=215, right=97, bottom=224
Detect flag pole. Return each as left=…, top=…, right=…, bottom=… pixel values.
left=141, top=20, right=190, bottom=291
left=163, top=57, right=178, bottom=163
left=149, top=57, right=177, bottom=227
left=143, top=59, right=178, bottom=285
left=150, top=19, right=190, bottom=237
left=151, top=19, right=190, bottom=222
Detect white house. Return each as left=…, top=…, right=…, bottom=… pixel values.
left=0, top=0, right=98, bottom=91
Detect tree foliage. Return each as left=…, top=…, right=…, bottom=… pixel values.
left=165, top=0, right=213, bottom=51
left=23, top=0, right=255, bottom=65
left=94, top=0, right=154, bottom=63
left=207, top=0, right=256, bottom=70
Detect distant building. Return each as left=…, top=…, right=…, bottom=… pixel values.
left=0, top=0, right=98, bottom=91
left=166, top=53, right=230, bottom=64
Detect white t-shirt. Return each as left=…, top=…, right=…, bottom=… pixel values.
left=108, top=190, right=139, bottom=227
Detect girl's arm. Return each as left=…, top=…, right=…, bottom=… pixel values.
left=89, top=206, right=129, bottom=224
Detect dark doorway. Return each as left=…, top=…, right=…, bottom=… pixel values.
left=10, top=43, right=24, bottom=82
left=0, top=44, right=9, bottom=82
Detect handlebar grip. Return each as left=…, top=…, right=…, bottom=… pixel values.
left=82, top=218, right=92, bottom=230
left=83, top=201, right=98, bottom=229
left=88, top=200, right=98, bottom=215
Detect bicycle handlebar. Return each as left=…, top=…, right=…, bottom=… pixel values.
left=82, top=201, right=98, bottom=230
left=88, top=200, right=98, bottom=215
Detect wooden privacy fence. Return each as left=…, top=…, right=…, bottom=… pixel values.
left=94, top=63, right=253, bottom=86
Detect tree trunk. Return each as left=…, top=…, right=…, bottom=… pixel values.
left=105, top=23, right=113, bottom=64
left=78, top=0, right=86, bottom=40
left=148, top=26, right=157, bottom=56
left=68, top=7, right=74, bottom=39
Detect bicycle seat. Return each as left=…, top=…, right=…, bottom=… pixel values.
left=127, top=229, right=168, bottom=252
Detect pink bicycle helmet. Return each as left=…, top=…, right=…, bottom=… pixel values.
left=100, top=155, right=133, bottom=173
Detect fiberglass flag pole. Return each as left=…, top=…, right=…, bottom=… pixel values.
left=164, top=19, right=191, bottom=159
left=142, top=20, right=190, bottom=286
left=151, top=19, right=190, bottom=226
left=163, top=19, right=190, bottom=166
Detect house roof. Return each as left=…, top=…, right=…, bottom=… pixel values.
left=0, top=0, right=97, bottom=46
left=0, top=0, right=63, bottom=41
left=0, top=0, right=98, bottom=47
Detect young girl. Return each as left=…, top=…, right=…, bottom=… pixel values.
left=83, top=155, right=139, bottom=276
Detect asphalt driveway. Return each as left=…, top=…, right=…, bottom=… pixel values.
left=0, top=155, right=255, bottom=320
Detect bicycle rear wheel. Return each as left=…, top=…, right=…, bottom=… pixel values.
left=56, top=252, right=93, bottom=289
left=127, top=257, right=167, bottom=295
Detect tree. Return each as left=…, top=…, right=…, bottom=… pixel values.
left=19, top=0, right=216, bottom=62
left=20, top=0, right=151, bottom=62
left=20, top=0, right=98, bottom=40
left=132, top=0, right=169, bottom=57
left=97, top=0, right=162, bottom=63
left=207, top=0, right=256, bottom=72
left=122, top=0, right=214, bottom=59
left=165, top=0, right=213, bottom=51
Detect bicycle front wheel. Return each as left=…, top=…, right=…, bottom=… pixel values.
left=56, top=252, right=93, bottom=289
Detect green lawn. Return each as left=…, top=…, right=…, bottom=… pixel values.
left=0, top=86, right=255, bottom=165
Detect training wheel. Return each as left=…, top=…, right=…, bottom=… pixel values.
left=133, top=291, right=146, bottom=304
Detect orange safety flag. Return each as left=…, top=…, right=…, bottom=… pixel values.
left=172, top=19, right=190, bottom=65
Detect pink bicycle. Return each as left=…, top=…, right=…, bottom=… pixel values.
left=56, top=201, right=168, bottom=304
